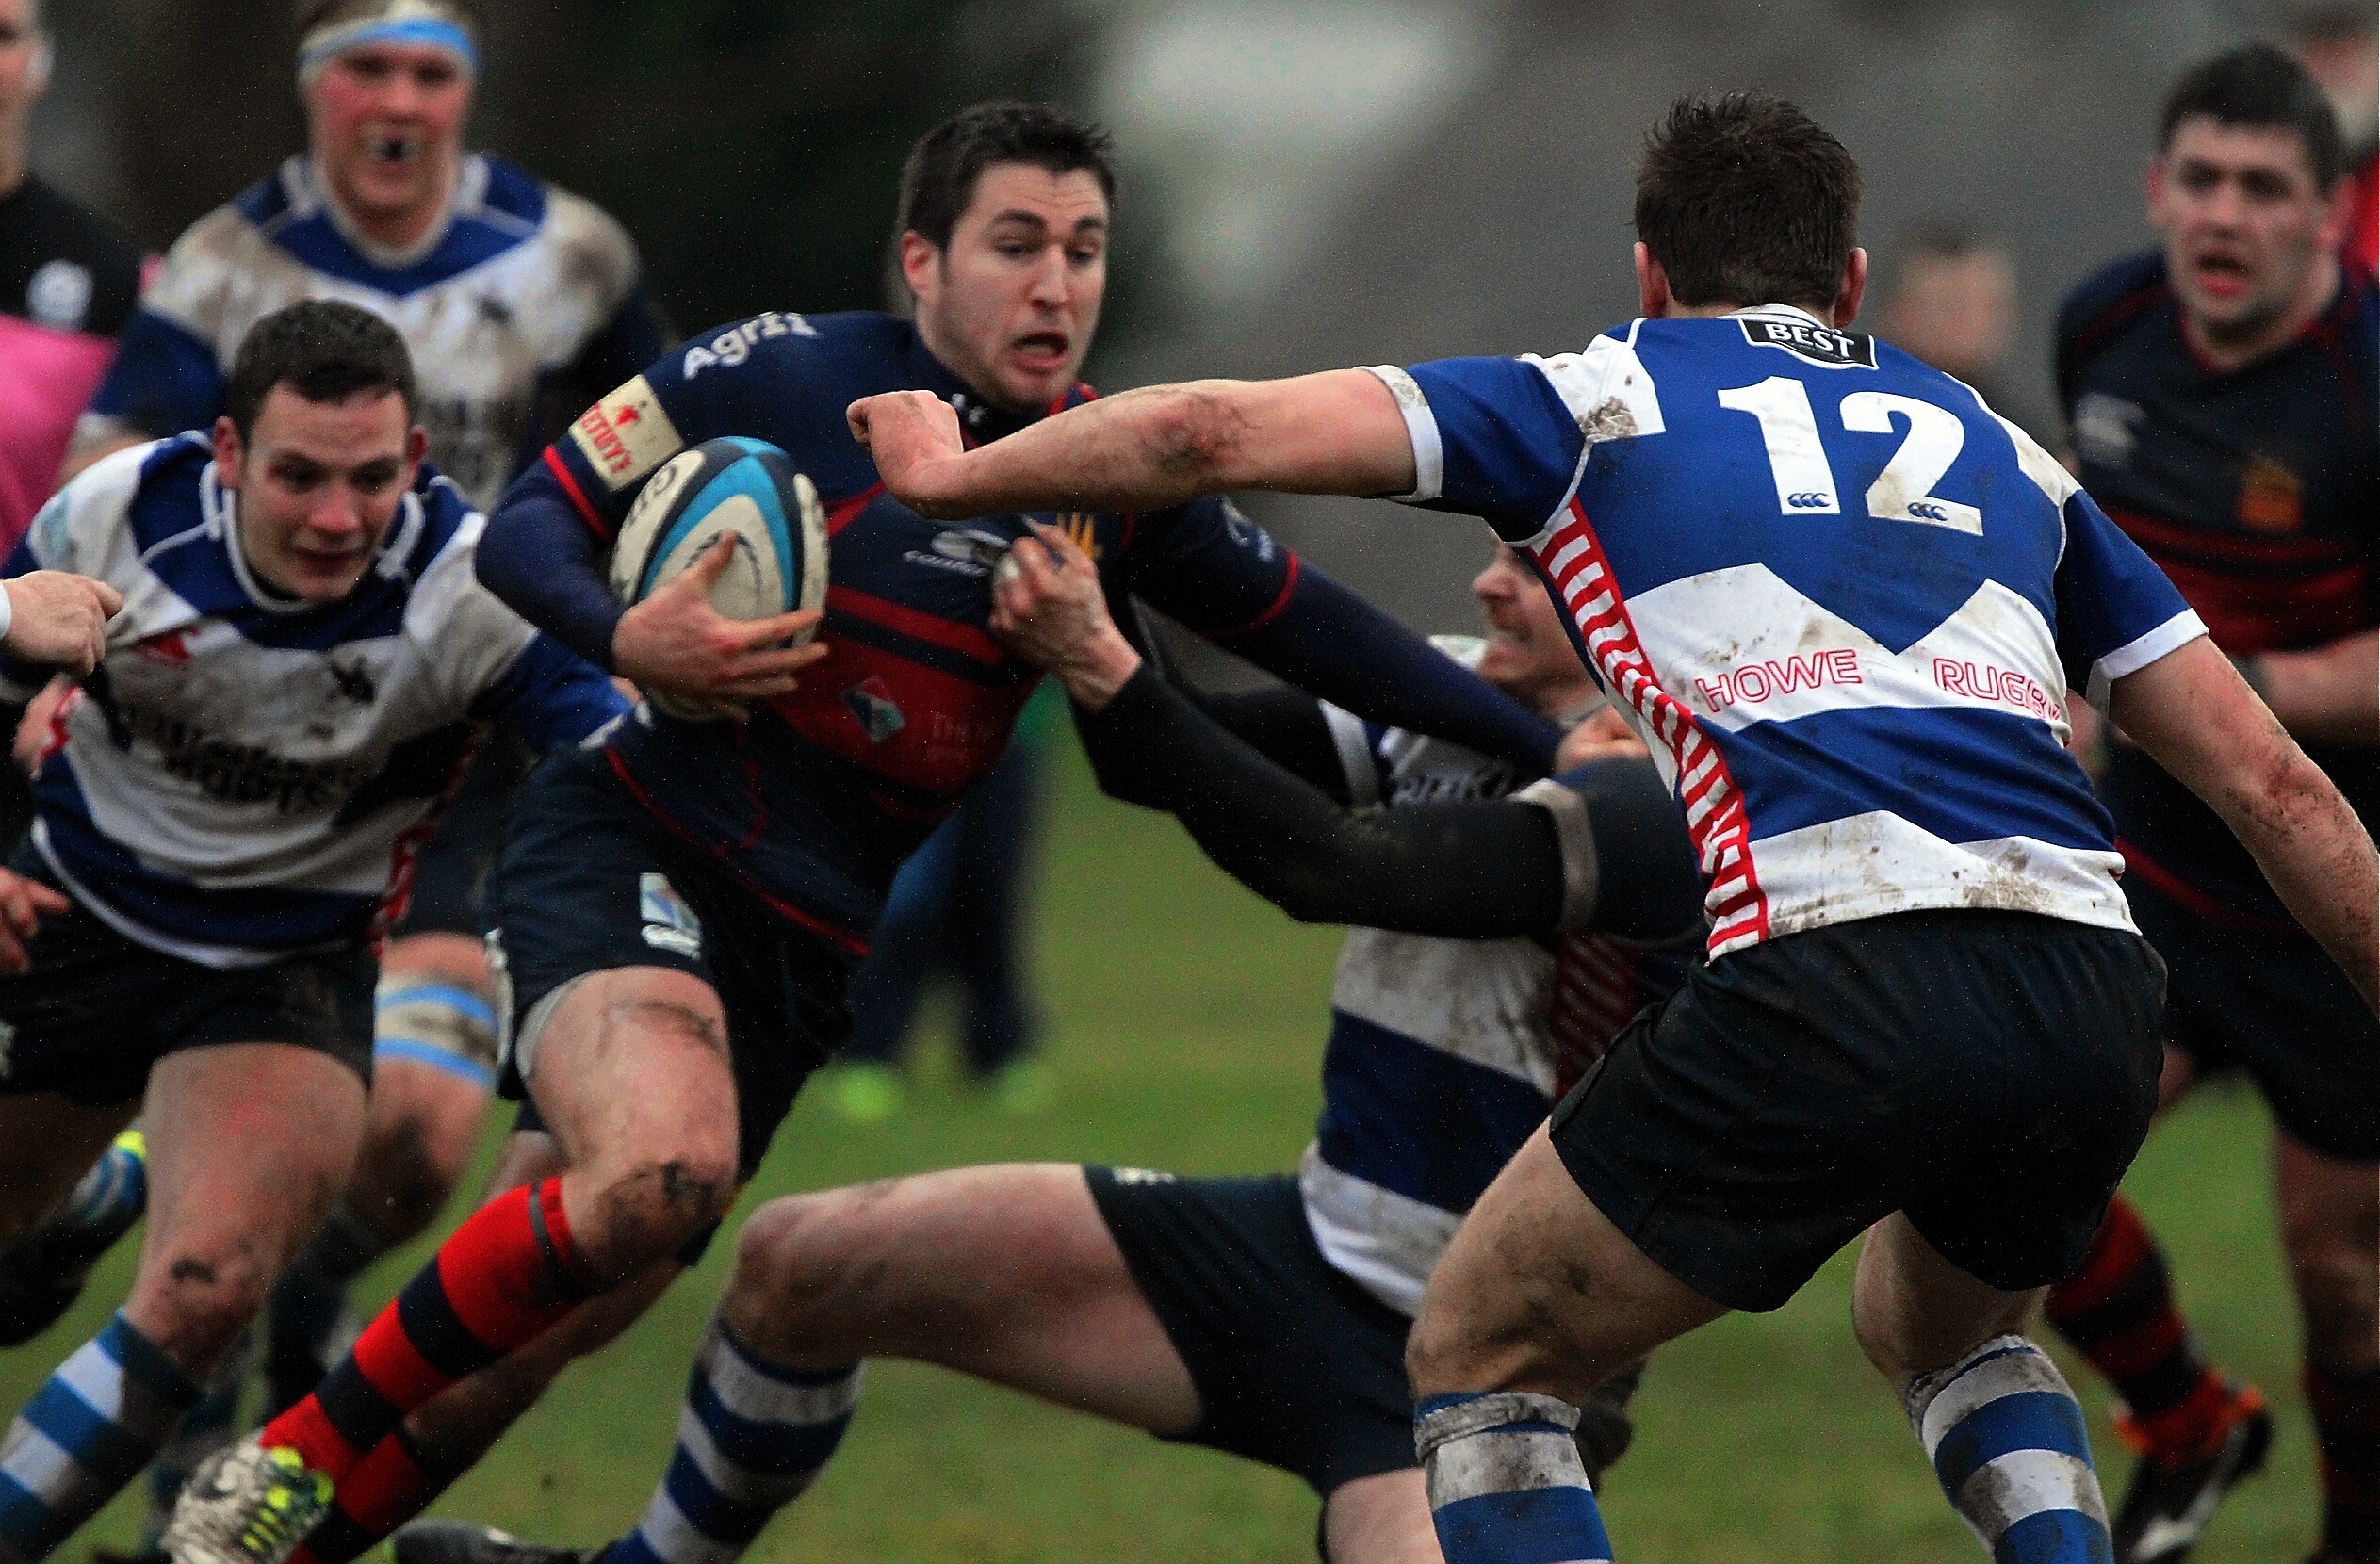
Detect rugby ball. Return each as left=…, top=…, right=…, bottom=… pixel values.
left=609, top=437, right=828, bottom=720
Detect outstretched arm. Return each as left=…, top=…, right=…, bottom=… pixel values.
left=2109, top=636, right=2379, bottom=1013
left=849, top=371, right=1417, bottom=518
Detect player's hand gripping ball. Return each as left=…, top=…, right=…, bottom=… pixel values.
left=610, top=437, right=829, bottom=720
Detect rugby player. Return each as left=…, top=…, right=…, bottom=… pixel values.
left=6, top=0, right=671, bottom=1496
left=2047, top=43, right=2378, bottom=1564
left=845, top=92, right=2380, bottom=1564
left=168, top=102, right=1570, bottom=1564
left=392, top=533, right=1700, bottom=1564
left=0, top=0, right=144, bottom=555
left=0, top=300, right=626, bottom=1564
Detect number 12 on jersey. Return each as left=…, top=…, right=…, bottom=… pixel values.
left=1719, top=376, right=1982, bottom=535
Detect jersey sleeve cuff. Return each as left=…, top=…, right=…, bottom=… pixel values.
left=2085, top=609, right=2208, bottom=713
left=1513, top=775, right=1601, bottom=932
left=1320, top=702, right=1380, bottom=808
left=1359, top=366, right=1443, bottom=502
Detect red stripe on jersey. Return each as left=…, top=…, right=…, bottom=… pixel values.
left=1207, top=553, right=1303, bottom=640
left=827, top=584, right=1006, bottom=665
left=2104, top=504, right=2366, bottom=568
left=766, top=636, right=1035, bottom=797
left=1534, top=499, right=1768, bottom=956
left=2116, top=838, right=2302, bottom=934
left=602, top=748, right=872, bottom=958
left=825, top=482, right=884, bottom=538
left=542, top=447, right=610, bottom=542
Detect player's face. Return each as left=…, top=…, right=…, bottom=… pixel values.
left=0, top=0, right=44, bottom=134
left=216, top=386, right=426, bottom=603
left=906, top=163, right=1109, bottom=415
left=1473, top=546, right=1591, bottom=711
left=304, top=41, right=472, bottom=231
left=2150, top=118, right=2343, bottom=339
left=1880, top=251, right=2016, bottom=380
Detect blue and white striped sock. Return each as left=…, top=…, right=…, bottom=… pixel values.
left=603, top=1317, right=862, bottom=1564
left=139, top=1327, right=252, bottom=1546
left=1415, top=1392, right=1614, bottom=1564
left=1907, top=1334, right=2112, bottom=1563
left=0, top=1311, right=198, bottom=1560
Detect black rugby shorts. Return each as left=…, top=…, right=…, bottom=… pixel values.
left=488, top=745, right=855, bottom=1181
left=1550, top=908, right=2168, bottom=1312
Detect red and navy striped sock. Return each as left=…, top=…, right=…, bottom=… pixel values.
left=2044, top=1193, right=2234, bottom=1461
left=285, top=1426, right=459, bottom=1564
left=263, top=1179, right=594, bottom=1486
left=2307, top=1358, right=2380, bottom=1558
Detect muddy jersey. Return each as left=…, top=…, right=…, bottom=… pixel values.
left=80, top=155, right=665, bottom=513
left=1371, top=305, right=2205, bottom=958
left=0, top=436, right=625, bottom=966
left=0, top=175, right=144, bottom=555
left=2060, top=252, right=2378, bottom=921
left=486, top=309, right=1562, bottom=959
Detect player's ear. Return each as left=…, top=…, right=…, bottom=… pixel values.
left=212, top=416, right=245, bottom=489
left=26, top=36, right=52, bottom=95
left=2144, top=153, right=2172, bottom=226
left=1633, top=242, right=1670, bottom=319
left=1833, top=248, right=1868, bottom=330
left=899, top=231, right=939, bottom=305
left=406, top=425, right=431, bottom=471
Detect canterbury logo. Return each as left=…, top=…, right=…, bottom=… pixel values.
left=1909, top=501, right=1950, bottom=522
left=1787, top=492, right=1832, bottom=508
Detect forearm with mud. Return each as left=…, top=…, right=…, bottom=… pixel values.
left=2218, top=736, right=2380, bottom=1016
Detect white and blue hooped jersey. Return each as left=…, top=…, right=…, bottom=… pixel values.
left=78, top=155, right=663, bottom=513
left=1297, top=646, right=1624, bottom=1316
left=1, top=435, right=627, bottom=967
left=1367, top=306, right=2206, bottom=958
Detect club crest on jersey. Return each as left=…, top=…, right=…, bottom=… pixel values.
left=843, top=676, right=906, bottom=743
left=1738, top=317, right=1877, bottom=369
left=638, top=872, right=702, bottom=957
left=569, top=376, right=684, bottom=491
left=1051, top=513, right=1103, bottom=560
left=2237, top=454, right=2304, bottom=533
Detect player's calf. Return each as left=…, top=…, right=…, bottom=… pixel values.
left=1905, top=1336, right=2113, bottom=1562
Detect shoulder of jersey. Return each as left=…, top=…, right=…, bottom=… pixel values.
left=2056, top=251, right=2169, bottom=351
left=481, top=156, right=639, bottom=283
left=672, top=308, right=909, bottom=389
left=399, top=466, right=481, bottom=570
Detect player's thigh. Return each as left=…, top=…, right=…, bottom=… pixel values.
left=2273, top=1132, right=2380, bottom=1368
left=351, top=1055, right=492, bottom=1234
left=732, top=1162, right=1197, bottom=1433
left=1850, top=1214, right=2041, bottom=1383
left=1409, top=1125, right=1724, bottom=1404
left=521, top=965, right=736, bottom=1171
left=1323, top=1470, right=1441, bottom=1564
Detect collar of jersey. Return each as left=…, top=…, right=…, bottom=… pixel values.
left=283, top=154, right=481, bottom=272
left=1726, top=303, right=1832, bottom=328
left=904, top=322, right=1088, bottom=449
left=204, top=462, right=426, bottom=614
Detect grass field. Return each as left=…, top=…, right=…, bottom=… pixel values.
left=13, top=740, right=2321, bottom=1563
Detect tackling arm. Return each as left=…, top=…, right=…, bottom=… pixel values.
left=850, top=370, right=1419, bottom=519
left=2110, top=636, right=2380, bottom=1013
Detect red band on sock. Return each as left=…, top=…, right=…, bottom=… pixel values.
left=2122, top=1371, right=2234, bottom=1461
left=436, top=1181, right=585, bottom=1349
left=2046, top=1194, right=2151, bottom=1320
left=264, top=1396, right=358, bottom=1481
left=332, top=1434, right=444, bottom=1541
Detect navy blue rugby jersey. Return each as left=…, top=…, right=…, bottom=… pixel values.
left=1367, top=306, right=2204, bottom=957
left=486, top=310, right=1559, bottom=959
left=2060, top=253, right=2378, bottom=922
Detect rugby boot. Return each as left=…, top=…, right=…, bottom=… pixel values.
left=0, top=1130, right=149, bottom=1344
left=165, top=1439, right=334, bottom=1564
left=2110, top=1383, right=2274, bottom=1563
left=393, top=1520, right=596, bottom=1564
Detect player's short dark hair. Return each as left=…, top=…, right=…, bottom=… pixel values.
left=896, top=101, right=1118, bottom=253
left=2158, top=42, right=2347, bottom=189
left=225, top=301, right=417, bottom=441
left=1635, top=94, right=1861, bottom=315
left=293, top=0, right=481, bottom=41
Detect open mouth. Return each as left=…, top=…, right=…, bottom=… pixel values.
left=2192, top=251, right=2251, bottom=296
left=367, top=133, right=423, bottom=170
left=1012, top=332, right=1070, bottom=370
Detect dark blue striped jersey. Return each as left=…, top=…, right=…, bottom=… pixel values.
left=2059, top=253, right=2379, bottom=922
left=1, top=435, right=627, bottom=965
left=484, top=310, right=1561, bottom=958
left=1368, top=306, right=2203, bottom=956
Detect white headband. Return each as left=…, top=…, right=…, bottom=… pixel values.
left=298, top=1, right=479, bottom=87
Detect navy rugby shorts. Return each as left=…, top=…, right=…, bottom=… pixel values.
left=488, top=745, right=854, bottom=1181
left=2127, top=872, right=2380, bottom=1161
left=0, top=852, right=374, bottom=1105
left=1084, top=1168, right=1416, bottom=1498
left=1550, top=908, right=2167, bottom=1312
